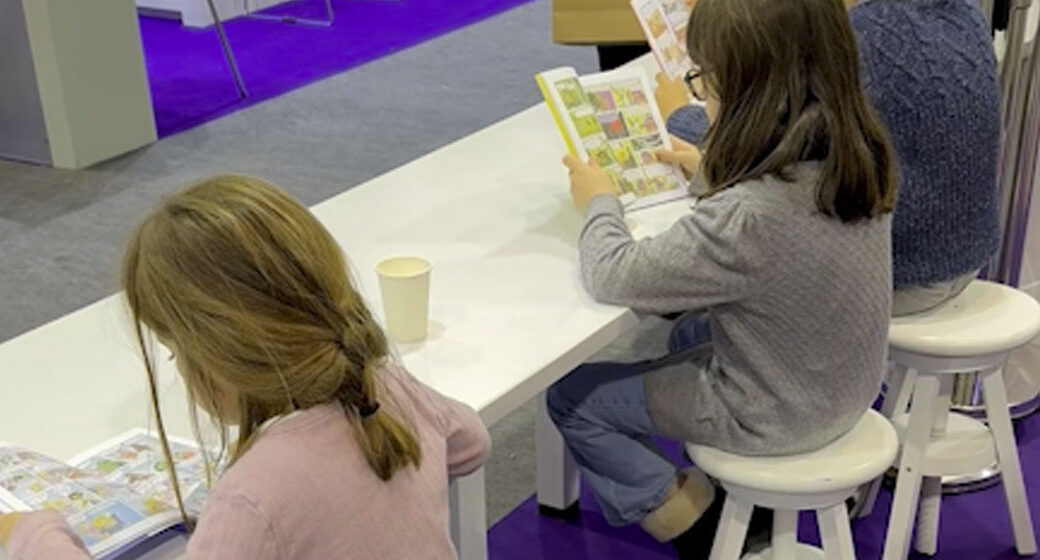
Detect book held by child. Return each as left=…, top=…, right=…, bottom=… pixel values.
left=0, top=429, right=210, bottom=560
left=536, top=66, right=689, bottom=211
left=630, top=0, right=696, bottom=80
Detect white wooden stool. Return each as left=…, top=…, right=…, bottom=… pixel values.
left=686, top=410, right=898, bottom=560
left=861, top=280, right=1040, bottom=560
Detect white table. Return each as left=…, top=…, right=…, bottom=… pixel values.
left=0, top=69, right=692, bottom=559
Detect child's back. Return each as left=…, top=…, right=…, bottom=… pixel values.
left=851, top=0, right=1000, bottom=290
left=187, top=362, right=488, bottom=559
left=582, top=162, right=890, bottom=456
left=7, top=362, right=488, bottom=560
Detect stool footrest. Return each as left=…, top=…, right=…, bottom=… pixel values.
left=891, top=413, right=996, bottom=476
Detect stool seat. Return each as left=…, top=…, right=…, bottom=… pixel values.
left=889, top=280, right=1040, bottom=358
left=891, top=412, right=996, bottom=476
left=687, top=410, right=897, bottom=495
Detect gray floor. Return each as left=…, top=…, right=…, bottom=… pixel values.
left=0, top=0, right=603, bottom=525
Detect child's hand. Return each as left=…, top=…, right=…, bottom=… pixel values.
left=656, top=135, right=703, bottom=179
left=0, top=512, right=27, bottom=546
left=563, top=154, right=616, bottom=212
left=654, top=72, right=691, bottom=120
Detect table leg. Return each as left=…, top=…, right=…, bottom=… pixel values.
left=449, top=468, right=488, bottom=560
left=536, top=394, right=581, bottom=517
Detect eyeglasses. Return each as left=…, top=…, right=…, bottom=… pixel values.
left=683, top=69, right=706, bottom=101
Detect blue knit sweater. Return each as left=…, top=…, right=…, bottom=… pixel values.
left=668, top=0, right=1001, bottom=287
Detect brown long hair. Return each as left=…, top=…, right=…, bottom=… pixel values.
left=687, top=0, right=897, bottom=221
left=122, top=175, right=421, bottom=520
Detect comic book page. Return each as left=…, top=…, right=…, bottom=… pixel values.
left=537, top=66, right=689, bottom=211
left=576, top=68, right=689, bottom=210
left=660, top=0, right=696, bottom=41
left=631, top=0, right=693, bottom=80
left=0, top=443, right=183, bottom=560
left=68, top=429, right=213, bottom=519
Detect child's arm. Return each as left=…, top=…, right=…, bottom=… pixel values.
left=382, top=364, right=491, bottom=477
left=2, top=511, right=92, bottom=560
left=578, top=193, right=767, bottom=314
left=438, top=396, right=491, bottom=477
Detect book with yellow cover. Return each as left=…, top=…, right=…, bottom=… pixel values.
left=536, top=66, right=688, bottom=211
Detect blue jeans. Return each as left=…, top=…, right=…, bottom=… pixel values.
left=667, top=312, right=712, bottom=354
left=546, top=360, right=678, bottom=525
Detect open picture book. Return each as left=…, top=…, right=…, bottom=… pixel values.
left=630, top=0, right=696, bottom=80
left=0, top=429, right=211, bottom=560
left=536, top=66, right=689, bottom=211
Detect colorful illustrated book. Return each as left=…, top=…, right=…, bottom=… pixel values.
left=631, top=0, right=696, bottom=80
left=0, top=429, right=211, bottom=560
left=536, top=66, right=689, bottom=211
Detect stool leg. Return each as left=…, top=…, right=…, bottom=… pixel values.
left=913, top=375, right=953, bottom=555
left=859, top=366, right=917, bottom=518
left=913, top=476, right=942, bottom=556
left=882, top=374, right=941, bottom=560
left=772, top=509, right=798, bottom=560
left=818, top=503, right=857, bottom=560
left=709, top=495, right=753, bottom=560
left=930, top=376, right=954, bottom=439
left=882, top=366, right=916, bottom=419
left=982, top=367, right=1038, bottom=555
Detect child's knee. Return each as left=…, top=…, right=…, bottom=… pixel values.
left=545, top=378, right=574, bottom=425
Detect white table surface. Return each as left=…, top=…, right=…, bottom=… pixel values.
left=0, top=58, right=693, bottom=558
left=0, top=102, right=693, bottom=454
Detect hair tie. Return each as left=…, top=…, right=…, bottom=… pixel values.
left=358, top=400, right=380, bottom=419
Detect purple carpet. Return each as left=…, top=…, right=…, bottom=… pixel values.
left=489, top=413, right=1040, bottom=559
left=139, top=0, right=534, bottom=137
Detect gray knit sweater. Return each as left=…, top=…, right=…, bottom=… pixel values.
left=580, top=163, right=890, bottom=454
left=668, top=0, right=1000, bottom=287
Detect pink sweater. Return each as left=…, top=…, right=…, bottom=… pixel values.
left=5, top=363, right=490, bottom=559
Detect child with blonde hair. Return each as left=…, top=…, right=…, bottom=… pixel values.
left=0, top=175, right=490, bottom=559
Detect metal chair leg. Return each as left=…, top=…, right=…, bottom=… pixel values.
left=205, top=0, right=249, bottom=98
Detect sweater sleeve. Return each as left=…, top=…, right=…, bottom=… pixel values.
left=185, top=492, right=280, bottom=560
left=388, top=365, right=491, bottom=477
left=579, top=193, right=766, bottom=314
left=440, top=396, right=492, bottom=477
left=5, top=511, right=92, bottom=560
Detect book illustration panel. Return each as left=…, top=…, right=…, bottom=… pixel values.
left=73, top=432, right=210, bottom=517
left=553, top=77, right=588, bottom=110
left=660, top=0, right=695, bottom=31
left=0, top=448, right=51, bottom=473
left=72, top=501, right=150, bottom=548
left=597, top=112, right=630, bottom=140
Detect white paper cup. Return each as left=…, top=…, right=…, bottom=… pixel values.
left=375, top=256, right=431, bottom=342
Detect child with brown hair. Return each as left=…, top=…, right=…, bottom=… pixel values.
left=550, top=0, right=897, bottom=557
